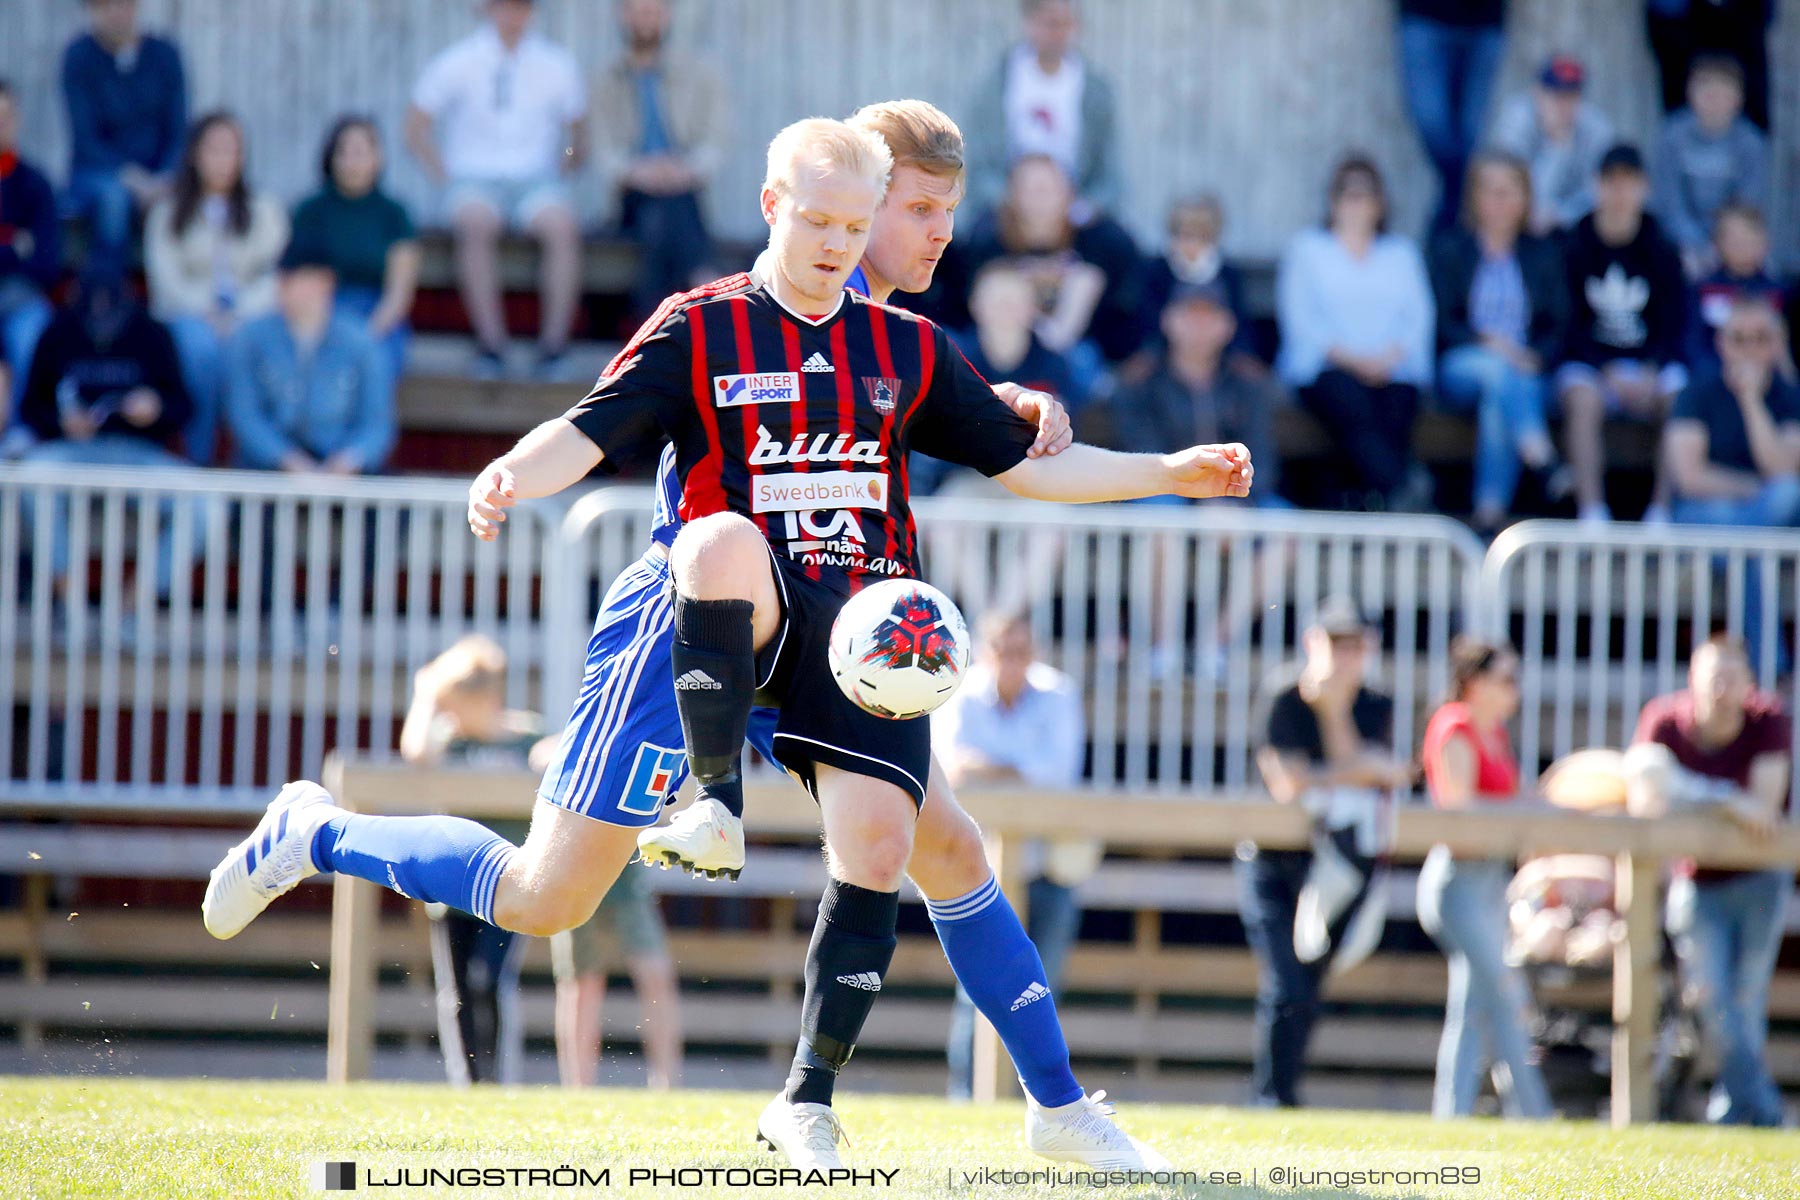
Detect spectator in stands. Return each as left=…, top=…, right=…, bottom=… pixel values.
left=592, top=0, right=727, bottom=327
left=0, top=81, right=59, bottom=444
left=400, top=635, right=542, bottom=1086
left=551, top=867, right=684, bottom=1091
left=1395, top=0, right=1506, bottom=231
left=1246, top=598, right=1412, bottom=1108
left=1631, top=634, right=1792, bottom=1127
left=953, top=155, right=1143, bottom=385
left=1487, top=54, right=1614, bottom=237
left=1276, top=155, right=1435, bottom=512
left=1099, top=281, right=1280, bottom=504
left=145, top=111, right=287, bottom=466
left=933, top=608, right=1089, bottom=1101
left=1685, top=204, right=1785, bottom=379
left=18, top=269, right=192, bottom=594
left=292, top=117, right=420, bottom=387
left=1428, top=152, right=1569, bottom=535
left=1652, top=55, right=1769, bottom=280
left=224, top=236, right=394, bottom=475
left=1134, top=195, right=1259, bottom=373
left=60, top=0, right=188, bottom=276
left=957, top=261, right=1080, bottom=410
left=965, top=0, right=1120, bottom=222
left=1556, top=144, right=1688, bottom=524
left=406, top=0, right=588, bottom=381
left=1645, top=0, right=1773, bottom=132
left=1418, top=636, right=1554, bottom=1120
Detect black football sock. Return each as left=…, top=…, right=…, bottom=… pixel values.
left=785, top=879, right=900, bottom=1107
left=671, top=595, right=756, bottom=819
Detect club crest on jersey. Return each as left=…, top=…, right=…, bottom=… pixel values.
left=714, top=371, right=800, bottom=408
left=749, top=425, right=887, bottom=466
left=862, top=376, right=900, bottom=414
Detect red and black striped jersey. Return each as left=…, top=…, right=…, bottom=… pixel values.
left=562, top=272, right=1036, bottom=586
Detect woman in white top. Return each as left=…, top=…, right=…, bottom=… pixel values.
left=145, top=110, right=287, bottom=464
left=1276, top=155, right=1435, bottom=512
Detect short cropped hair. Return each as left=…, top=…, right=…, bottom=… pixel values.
left=1713, top=200, right=1767, bottom=236
left=1696, top=631, right=1751, bottom=667
left=847, top=99, right=964, bottom=182
left=1689, top=53, right=1744, bottom=90
left=427, top=635, right=508, bottom=698
left=763, top=117, right=892, bottom=201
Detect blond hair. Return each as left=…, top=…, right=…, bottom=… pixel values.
left=846, top=99, right=964, bottom=182
left=424, top=634, right=507, bottom=699
left=763, top=117, right=893, bottom=200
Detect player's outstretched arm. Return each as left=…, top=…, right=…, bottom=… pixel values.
left=994, top=441, right=1253, bottom=504
left=467, top=418, right=605, bottom=541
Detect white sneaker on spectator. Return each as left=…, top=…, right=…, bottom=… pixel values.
left=1640, top=502, right=1671, bottom=527
left=1025, top=1089, right=1173, bottom=1171
left=1577, top=503, right=1613, bottom=527
left=202, top=780, right=339, bottom=939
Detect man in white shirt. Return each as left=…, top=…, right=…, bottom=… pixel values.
left=406, top=0, right=587, bottom=380
left=933, top=607, right=1095, bottom=1099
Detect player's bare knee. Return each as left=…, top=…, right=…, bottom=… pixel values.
left=826, top=821, right=913, bottom=891
left=671, top=512, right=764, bottom=599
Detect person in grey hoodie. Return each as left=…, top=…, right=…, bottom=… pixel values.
left=1488, top=55, right=1614, bottom=237
left=1652, top=54, right=1768, bottom=279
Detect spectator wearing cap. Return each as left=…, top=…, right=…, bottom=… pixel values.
left=1276, top=155, right=1435, bottom=512
left=60, top=0, right=188, bottom=276
left=0, top=81, right=59, bottom=443
left=291, top=117, right=420, bottom=387
left=591, top=0, right=728, bottom=327
left=406, top=0, right=587, bottom=380
left=1652, top=54, right=1769, bottom=280
left=1394, top=0, right=1507, bottom=231
left=1246, top=598, right=1412, bottom=1108
left=1427, top=151, right=1569, bottom=535
left=1685, top=204, right=1785, bottom=378
left=1645, top=0, right=1774, bottom=132
left=224, top=237, right=394, bottom=475
left=965, top=0, right=1121, bottom=223
left=1488, top=55, right=1615, bottom=236
left=1097, top=280, right=1280, bottom=504
left=1555, top=144, right=1688, bottom=524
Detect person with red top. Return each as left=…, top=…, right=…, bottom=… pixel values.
left=1417, top=636, right=1554, bottom=1119
left=1630, top=633, right=1792, bottom=1127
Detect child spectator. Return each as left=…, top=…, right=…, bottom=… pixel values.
left=1487, top=54, right=1615, bottom=236
left=1652, top=55, right=1769, bottom=279
left=0, top=81, right=59, bottom=440
left=1685, top=204, right=1784, bottom=378
left=144, top=111, right=287, bottom=466
left=291, top=117, right=420, bottom=386
left=1277, top=155, right=1435, bottom=512
left=1428, top=152, right=1569, bottom=534
left=1556, top=144, right=1688, bottom=523
left=224, top=237, right=394, bottom=475
left=1644, top=0, right=1774, bottom=131
left=406, top=0, right=587, bottom=380
left=60, top=0, right=188, bottom=275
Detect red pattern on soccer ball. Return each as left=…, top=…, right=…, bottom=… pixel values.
left=859, top=594, right=958, bottom=673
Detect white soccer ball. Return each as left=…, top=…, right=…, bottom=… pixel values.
left=828, top=579, right=971, bottom=720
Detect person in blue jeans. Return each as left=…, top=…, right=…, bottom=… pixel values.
left=1417, top=637, right=1553, bottom=1119
left=1396, top=0, right=1507, bottom=231
left=0, top=82, right=60, bottom=446
left=60, top=0, right=188, bottom=276
left=1428, top=153, right=1569, bottom=536
left=1633, top=635, right=1793, bottom=1127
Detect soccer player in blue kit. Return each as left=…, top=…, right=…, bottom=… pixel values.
left=205, top=103, right=1251, bottom=1169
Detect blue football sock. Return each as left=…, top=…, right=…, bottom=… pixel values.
left=311, top=814, right=517, bottom=926
left=926, top=874, right=1083, bottom=1108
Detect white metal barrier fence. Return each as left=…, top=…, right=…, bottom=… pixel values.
left=0, top=464, right=562, bottom=811
left=1483, top=520, right=1800, bottom=776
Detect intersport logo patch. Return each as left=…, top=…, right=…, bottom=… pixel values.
left=713, top=372, right=800, bottom=408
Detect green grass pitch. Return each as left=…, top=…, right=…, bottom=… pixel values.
left=4, top=1077, right=1797, bottom=1198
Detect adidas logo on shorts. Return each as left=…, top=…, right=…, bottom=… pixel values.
left=836, top=971, right=883, bottom=992
left=1010, top=981, right=1051, bottom=1011
left=801, top=351, right=834, bottom=373
left=675, top=670, right=723, bottom=691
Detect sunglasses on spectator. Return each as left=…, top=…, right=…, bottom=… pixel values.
left=1725, top=328, right=1776, bottom=346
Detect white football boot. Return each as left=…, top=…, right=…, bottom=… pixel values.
left=755, top=1093, right=848, bottom=1169
left=1025, top=1090, right=1174, bottom=1171
left=635, top=796, right=745, bottom=880
left=202, top=780, right=341, bottom=939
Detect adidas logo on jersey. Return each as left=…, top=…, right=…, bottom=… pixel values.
left=675, top=670, right=723, bottom=691
left=836, top=971, right=883, bottom=992
left=1010, top=981, right=1051, bottom=1011
left=801, top=351, right=834, bottom=372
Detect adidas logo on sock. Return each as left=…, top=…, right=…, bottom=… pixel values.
left=1010, top=981, right=1051, bottom=1011
left=801, top=351, right=833, bottom=372
left=675, top=670, right=723, bottom=691
left=836, top=971, right=883, bottom=992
